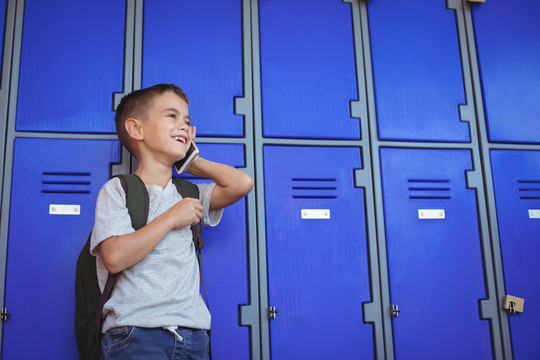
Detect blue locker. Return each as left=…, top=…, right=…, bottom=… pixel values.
left=264, top=146, right=373, bottom=359
left=367, top=0, right=469, bottom=142
left=490, top=150, right=540, bottom=358
left=379, top=148, right=491, bottom=359
left=259, top=0, right=359, bottom=140
left=179, top=144, right=250, bottom=360
left=143, top=0, right=244, bottom=138
left=471, top=0, right=540, bottom=144
left=16, top=0, right=124, bottom=133
left=2, top=138, right=120, bottom=359
left=1, top=0, right=5, bottom=73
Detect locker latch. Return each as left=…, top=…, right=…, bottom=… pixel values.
left=503, top=295, right=524, bottom=314
left=1, top=308, right=11, bottom=322
left=268, top=306, right=279, bottom=320
left=390, top=304, right=400, bottom=317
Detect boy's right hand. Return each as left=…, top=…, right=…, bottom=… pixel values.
left=168, top=198, right=203, bottom=229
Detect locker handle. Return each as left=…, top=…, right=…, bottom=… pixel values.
left=268, top=306, right=279, bottom=320
left=1, top=308, right=10, bottom=322
left=390, top=304, right=400, bottom=317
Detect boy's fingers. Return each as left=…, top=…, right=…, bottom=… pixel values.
left=191, top=126, right=196, bottom=140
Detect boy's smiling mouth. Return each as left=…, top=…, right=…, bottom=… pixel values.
left=172, top=135, right=187, bottom=144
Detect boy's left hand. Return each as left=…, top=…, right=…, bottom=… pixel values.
left=184, top=125, right=254, bottom=210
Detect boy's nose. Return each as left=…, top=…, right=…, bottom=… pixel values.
left=177, top=121, right=190, bottom=131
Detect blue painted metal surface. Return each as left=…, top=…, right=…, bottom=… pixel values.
left=179, top=144, right=250, bottom=360
left=3, top=141, right=250, bottom=359
left=1, top=0, right=5, bottom=75
left=2, top=138, right=121, bottom=359
left=367, top=0, right=469, bottom=142
left=380, top=148, right=491, bottom=359
left=490, top=150, right=540, bottom=358
left=15, top=0, right=125, bottom=133
left=259, top=0, right=359, bottom=140
left=264, top=146, right=373, bottom=359
left=471, top=0, right=540, bottom=144
left=143, top=0, right=244, bottom=138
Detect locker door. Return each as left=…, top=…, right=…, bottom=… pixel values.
left=16, top=0, right=125, bottom=133
left=490, top=150, right=540, bottom=358
left=2, top=138, right=120, bottom=359
left=143, top=0, right=243, bottom=137
left=181, top=144, right=250, bottom=360
left=259, top=0, right=359, bottom=140
left=1, top=0, right=5, bottom=71
left=367, top=0, right=469, bottom=142
left=380, top=148, right=491, bottom=359
left=471, top=0, right=540, bottom=143
left=264, top=146, right=373, bottom=359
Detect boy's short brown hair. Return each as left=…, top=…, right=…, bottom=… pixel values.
left=115, top=84, right=190, bottom=155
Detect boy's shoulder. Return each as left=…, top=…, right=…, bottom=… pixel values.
left=99, top=176, right=123, bottom=193
left=95, top=176, right=127, bottom=206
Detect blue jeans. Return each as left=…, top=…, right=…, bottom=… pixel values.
left=100, top=326, right=209, bottom=360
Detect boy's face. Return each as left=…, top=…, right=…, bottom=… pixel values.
left=139, top=91, right=193, bottom=164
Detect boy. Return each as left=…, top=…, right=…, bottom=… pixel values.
left=90, top=84, right=254, bottom=359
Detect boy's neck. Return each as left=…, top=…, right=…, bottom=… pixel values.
left=134, top=158, right=173, bottom=189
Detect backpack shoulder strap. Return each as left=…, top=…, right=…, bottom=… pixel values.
left=114, top=174, right=149, bottom=230
left=171, top=176, right=199, bottom=200
left=171, top=177, right=202, bottom=245
left=94, top=174, right=150, bottom=335
left=171, top=176, right=211, bottom=359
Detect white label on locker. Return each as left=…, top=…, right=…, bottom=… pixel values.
left=529, top=209, right=540, bottom=219
left=301, top=209, right=330, bottom=219
left=49, top=204, right=81, bottom=215
left=418, top=209, right=445, bottom=220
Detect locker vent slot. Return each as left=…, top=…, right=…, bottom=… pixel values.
left=291, top=178, right=337, bottom=199
left=408, top=179, right=451, bottom=200
left=517, top=179, right=540, bottom=200
left=41, top=172, right=92, bottom=194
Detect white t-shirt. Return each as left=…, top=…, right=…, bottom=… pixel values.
left=90, top=177, right=222, bottom=333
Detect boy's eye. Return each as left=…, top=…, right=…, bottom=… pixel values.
left=185, top=120, right=191, bottom=127
left=168, top=113, right=176, bottom=119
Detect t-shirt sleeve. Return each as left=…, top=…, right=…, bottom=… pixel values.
left=90, top=177, right=135, bottom=256
left=196, top=181, right=223, bottom=227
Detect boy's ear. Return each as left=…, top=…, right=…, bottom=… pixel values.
left=125, top=118, right=144, bottom=141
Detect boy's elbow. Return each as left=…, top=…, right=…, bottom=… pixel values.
left=238, top=174, right=254, bottom=196
left=103, top=258, right=123, bottom=275
left=100, top=238, right=125, bottom=274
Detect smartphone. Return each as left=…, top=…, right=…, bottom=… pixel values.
left=174, top=141, right=199, bottom=174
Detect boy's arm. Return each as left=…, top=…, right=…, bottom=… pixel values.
left=187, top=157, right=254, bottom=211
left=99, top=197, right=202, bottom=274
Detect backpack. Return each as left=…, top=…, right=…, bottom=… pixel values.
left=74, top=174, right=203, bottom=360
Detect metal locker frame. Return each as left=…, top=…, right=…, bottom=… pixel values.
left=2, top=0, right=540, bottom=359
left=0, top=0, right=259, bottom=358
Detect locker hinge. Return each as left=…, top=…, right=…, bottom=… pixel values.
left=268, top=306, right=279, bottom=320
left=503, top=295, right=524, bottom=314
left=1, top=308, right=11, bottom=322
left=390, top=304, right=400, bottom=317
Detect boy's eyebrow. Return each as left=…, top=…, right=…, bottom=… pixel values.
left=162, top=107, right=180, bottom=114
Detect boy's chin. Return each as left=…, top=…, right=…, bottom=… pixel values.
left=175, top=149, right=188, bottom=161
